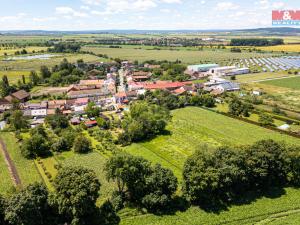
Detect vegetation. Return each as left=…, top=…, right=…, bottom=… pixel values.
left=260, top=76, right=300, bottom=90
left=230, top=38, right=284, bottom=46
left=73, top=135, right=93, bottom=154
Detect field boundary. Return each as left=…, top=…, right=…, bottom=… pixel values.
left=0, top=138, right=22, bottom=187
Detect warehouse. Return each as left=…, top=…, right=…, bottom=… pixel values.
left=187, top=64, right=219, bottom=72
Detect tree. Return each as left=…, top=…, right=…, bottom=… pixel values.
left=142, top=164, right=178, bottom=211
left=49, top=166, right=100, bottom=225
left=122, top=101, right=170, bottom=142
left=29, top=71, right=40, bottom=85
left=45, top=112, right=69, bottom=130
left=258, top=113, right=274, bottom=126
left=21, top=134, right=50, bottom=159
left=85, top=102, right=101, bottom=118
left=0, top=195, right=5, bottom=225
left=5, top=183, right=51, bottom=225
left=0, top=75, right=11, bottom=97
left=105, top=153, right=152, bottom=202
left=73, top=135, right=92, bottom=153
left=40, top=66, right=51, bottom=79
left=9, top=110, right=29, bottom=130
left=228, top=97, right=253, bottom=117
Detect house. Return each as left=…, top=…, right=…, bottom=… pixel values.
left=173, top=86, right=195, bottom=95
left=79, top=80, right=105, bottom=86
left=0, top=98, right=12, bottom=112
left=67, top=88, right=110, bottom=99
left=70, top=117, right=80, bottom=125
left=211, top=82, right=240, bottom=94
left=208, top=66, right=250, bottom=76
left=187, top=64, right=219, bottom=72
left=31, top=109, right=47, bottom=118
left=5, top=90, right=30, bottom=103
left=143, top=81, right=193, bottom=91
left=85, top=120, right=98, bottom=128
left=75, top=98, right=89, bottom=106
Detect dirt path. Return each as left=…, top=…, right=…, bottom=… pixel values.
left=0, top=138, right=22, bottom=187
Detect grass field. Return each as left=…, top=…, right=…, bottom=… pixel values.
left=124, top=107, right=300, bottom=179
left=260, top=76, right=300, bottom=90
left=82, top=45, right=277, bottom=64
left=236, top=72, right=295, bottom=83
left=0, top=70, right=30, bottom=84
left=0, top=132, right=41, bottom=190
left=0, top=46, right=48, bottom=56
left=0, top=53, right=108, bottom=71
left=0, top=144, right=14, bottom=195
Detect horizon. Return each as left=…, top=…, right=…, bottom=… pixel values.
left=1, top=0, right=300, bottom=30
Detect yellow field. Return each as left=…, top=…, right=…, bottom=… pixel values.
left=0, top=46, right=48, bottom=56
left=257, top=44, right=300, bottom=52
left=0, top=71, right=31, bottom=84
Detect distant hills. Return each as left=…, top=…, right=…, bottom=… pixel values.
left=0, top=27, right=299, bottom=36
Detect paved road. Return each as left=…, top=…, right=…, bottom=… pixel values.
left=0, top=138, right=22, bottom=187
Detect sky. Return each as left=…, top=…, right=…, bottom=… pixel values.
left=0, top=0, right=299, bottom=30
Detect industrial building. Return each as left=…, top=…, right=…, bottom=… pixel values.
left=187, top=64, right=219, bottom=72
left=208, top=66, right=249, bottom=76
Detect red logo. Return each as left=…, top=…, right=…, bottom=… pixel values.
left=272, top=10, right=300, bottom=20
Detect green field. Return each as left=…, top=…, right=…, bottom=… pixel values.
left=124, top=107, right=300, bottom=179
left=0, top=132, right=41, bottom=191
left=0, top=53, right=108, bottom=71
left=82, top=45, right=277, bottom=64
left=0, top=70, right=30, bottom=84
left=236, top=72, right=295, bottom=83
left=0, top=144, right=14, bottom=195
left=260, top=76, right=300, bottom=90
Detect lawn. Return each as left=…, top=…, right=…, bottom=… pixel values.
left=82, top=46, right=276, bottom=64
left=0, top=132, right=41, bottom=190
left=260, top=76, right=300, bottom=90
left=124, top=107, right=300, bottom=179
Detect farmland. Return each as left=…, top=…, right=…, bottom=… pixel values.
left=236, top=71, right=296, bottom=83
left=124, top=107, right=300, bottom=179
left=0, top=70, right=30, bottom=84
left=257, top=44, right=300, bottom=53
left=82, top=45, right=277, bottom=64
left=260, top=76, right=300, bottom=90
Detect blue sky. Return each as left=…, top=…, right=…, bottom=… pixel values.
left=0, top=0, right=299, bottom=30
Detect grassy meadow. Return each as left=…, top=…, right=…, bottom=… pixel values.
left=124, top=107, right=300, bottom=180
left=236, top=72, right=295, bottom=83
left=260, top=76, right=300, bottom=90
left=257, top=44, right=300, bottom=53
left=0, top=70, right=31, bottom=84
left=0, top=46, right=48, bottom=56
left=0, top=144, right=14, bottom=195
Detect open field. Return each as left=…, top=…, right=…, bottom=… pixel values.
left=82, top=45, right=277, bottom=64
left=120, top=187, right=300, bottom=225
left=0, top=145, right=14, bottom=195
left=260, top=76, right=300, bottom=90
left=0, top=53, right=108, bottom=71
left=257, top=44, right=300, bottom=53
left=0, top=132, right=41, bottom=190
left=124, top=107, right=300, bottom=179
left=0, top=46, right=48, bottom=56
left=0, top=70, right=31, bottom=84
left=236, top=72, right=296, bottom=83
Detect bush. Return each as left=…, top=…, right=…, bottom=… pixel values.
left=73, top=135, right=92, bottom=153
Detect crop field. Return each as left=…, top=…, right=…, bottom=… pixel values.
left=0, top=70, right=31, bottom=84
left=260, top=76, right=300, bottom=90
left=82, top=46, right=276, bottom=64
left=120, top=187, right=300, bottom=225
left=0, top=46, right=48, bottom=56
left=257, top=44, right=300, bottom=52
left=124, top=107, right=300, bottom=179
left=0, top=132, right=41, bottom=191
left=0, top=53, right=108, bottom=71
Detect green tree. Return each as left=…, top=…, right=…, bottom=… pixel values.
left=45, top=112, right=69, bottom=130
left=0, top=195, right=5, bottom=225
left=258, top=113, right=274, bottom=126
left=85, top=102, right=101, bottom=118
left=5, top=183, right=51, bottom=225
left=29, top=70, right=40, bottom=85
left=40, top=66, right=51, bottom=79
left=0, top=75, right=11, bottom=97
left=73, top=135, right=92, bottom=153
left=49, top=166, right=101, bottom=225
left=21, top=134, right=50, bottom=159
left=9, top=110, right=29, bottom=130
left=228, top=97, right=253, bottom=117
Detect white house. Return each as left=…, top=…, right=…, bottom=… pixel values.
left=31, top=109, right=47, bottom=117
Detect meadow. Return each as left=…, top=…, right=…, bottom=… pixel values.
left=257, top=44, right=300, bottom=53
left=236, top=72, right=295, bottom=83
left=0, top=70, right=31, bottom=84
left=260, top=76, right=300, bottom=90
left=124, top=107, right=300, bottom=179
left=0, top=132, right=41, bottom=193
left=82, top=45, right=276, bottom=64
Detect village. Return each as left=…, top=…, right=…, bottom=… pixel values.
left=0, top=61, right=243, bottom=129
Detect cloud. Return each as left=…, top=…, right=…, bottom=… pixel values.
left=80, top=5, right=90, bottom=10
left=0, top=13, right=26, bottom=22
left=216, top=2, right=240, bottom=11
left=55, top=6, right=89, bottom=18
left=201, top=1, right=206, bottom=4
left=272, top=2, right=286, bottom=9
left=81, top=0, right=102, bottom=5
left=161, top=0, right=182, bottom=3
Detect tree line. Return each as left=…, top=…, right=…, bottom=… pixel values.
left=230, top=38, right=284, bottom=46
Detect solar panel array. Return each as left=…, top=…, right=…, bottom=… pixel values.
left=229, top=56, right=300, bottom=72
